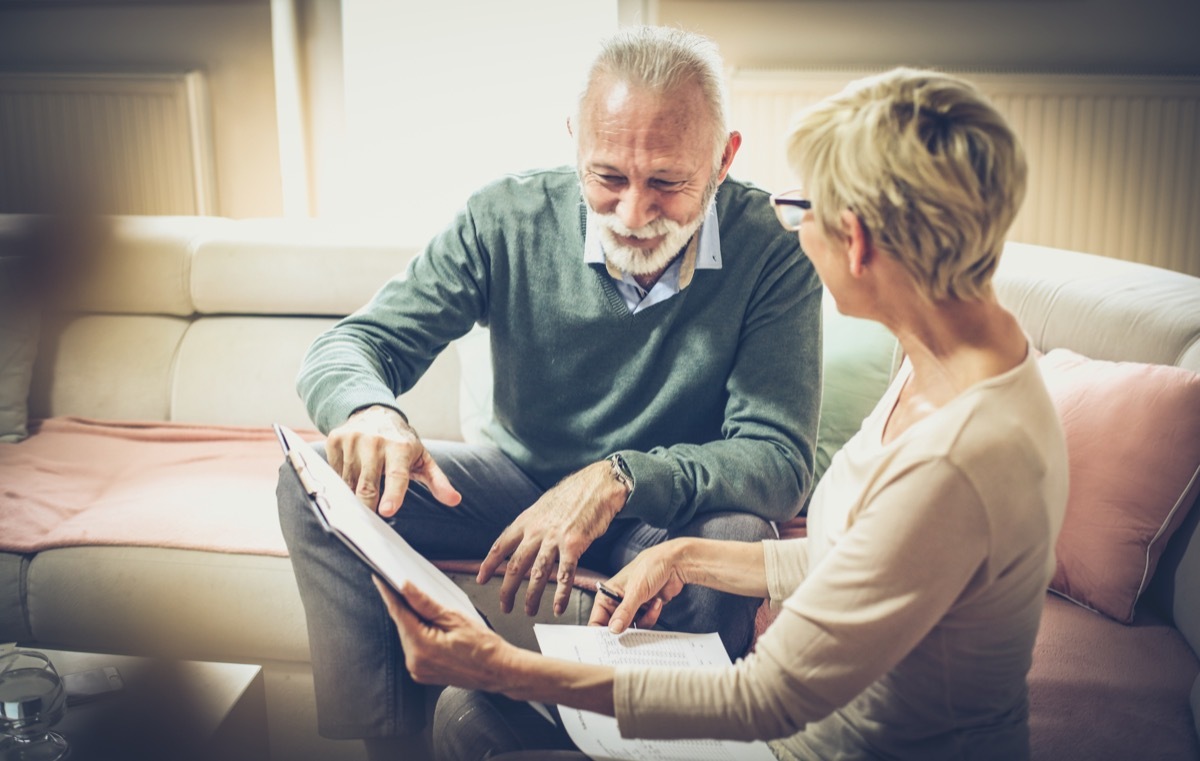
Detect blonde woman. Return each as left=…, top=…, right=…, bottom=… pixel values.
left=376, top=67, right=1069, bottom=761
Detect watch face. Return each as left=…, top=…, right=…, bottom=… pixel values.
left=610, top=453, right=630, bottom=475
left=610, top=454, right=633, bottom=496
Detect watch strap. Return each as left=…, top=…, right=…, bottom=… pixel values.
left=607, top=453, right=634, bottom=503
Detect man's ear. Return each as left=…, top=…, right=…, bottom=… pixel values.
left=715, top=131, right=742, bottom=183
left=841, top=209, right=871, bottom=277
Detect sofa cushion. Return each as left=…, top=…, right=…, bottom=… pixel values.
left=813, top=290, right=900, bottom=485
left=171, top=316, right=339, bottom=429
left=1029, top=593, right=1200, bottom=760
left=0, top=244, right=39, bottom=442
left=0, top=305, right=38, bottom=443
left=1151, top=498, right=1200, bottom=739
left=189, top=218, right=418, bottom=316
left=1194, top=676, right=1200, bottom=751
left=0, top=553, right=30, bottom=642
left=1040, top=348, right=1200, bottom=623
left=56, top=216, right=224, bottom=317
left=28, top=315, right=188, bottom=421
left=777, top=292, right=899, bottom=532
left=25, top=546, right=311, bottom=664
left=996, top=242, right=1200, bottom=369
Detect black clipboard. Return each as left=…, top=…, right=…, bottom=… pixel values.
left=274, top=423, right=492, bottom=629
left=274, top=423, right=554, bottom=723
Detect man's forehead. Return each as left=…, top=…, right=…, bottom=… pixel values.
left=598, top=79, right=635, bottom=115
left=579, top=81, right=712, bottom=158
left=583, top=76, right=707, bottom=127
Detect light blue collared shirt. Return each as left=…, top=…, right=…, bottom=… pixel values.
left=583, top=203, right=723, bottom=314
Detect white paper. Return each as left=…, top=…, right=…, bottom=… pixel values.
left=534, top=625, right=777, bottom=761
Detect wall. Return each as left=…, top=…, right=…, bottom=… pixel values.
left=654, top=0, right=1200, bottom=274
left=1, top=0, right=1196, bottom=233
left=331, top=0, right=617, bottom=244
left=0, top=1, right=283, bottom=219
left=656, top=0, right=1200, bottom=75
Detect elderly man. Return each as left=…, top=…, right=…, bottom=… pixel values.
left=277, top=24, right=821, bottom=756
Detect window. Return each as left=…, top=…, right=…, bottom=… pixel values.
left=328, top=0, right=618, bottom=242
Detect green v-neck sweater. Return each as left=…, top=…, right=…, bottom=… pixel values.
left=298, top=166, right=823, bottom=528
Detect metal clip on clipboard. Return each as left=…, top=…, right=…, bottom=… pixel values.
left=282, top=443, right=333, bottom=534
left=272, top=423, right=553, bottom=724
left=273, top=424, right=498, bottom=630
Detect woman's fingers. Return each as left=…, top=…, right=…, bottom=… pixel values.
left=588, top=585, right=621, bottom=626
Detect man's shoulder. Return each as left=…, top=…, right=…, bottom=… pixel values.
left=715, top=175, right=784, bottom=234
left=717, top=174, right=774, bottom=201
left=472, top=166, right=579, bottom=201
left=714, top=176, right=802, bottom=254
left=461, top=166, right=580, bottom=226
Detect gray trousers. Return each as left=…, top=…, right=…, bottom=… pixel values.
left=277, top=439, right=773, bottom=742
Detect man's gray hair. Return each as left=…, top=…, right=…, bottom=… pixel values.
left=579, top=26, right=730, bottom=163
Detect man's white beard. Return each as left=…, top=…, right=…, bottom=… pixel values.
left=593, top=208, right=706, bottom=277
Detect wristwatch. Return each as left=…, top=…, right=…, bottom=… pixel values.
left=607, top=453, right=634, bottom=503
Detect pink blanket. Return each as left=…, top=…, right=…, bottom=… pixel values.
left=0, top=417, right=703, bottom=594
left=0, top=417, right=319, bottom=557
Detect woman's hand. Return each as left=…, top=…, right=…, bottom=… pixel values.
left=374, top=576, right=514, bottom=693
left=377, top=577, right=619, bottom=716
left=588, top=539, right=689, bottom=634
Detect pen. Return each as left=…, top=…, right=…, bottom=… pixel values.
left=596, top=581, right=649, bottom=629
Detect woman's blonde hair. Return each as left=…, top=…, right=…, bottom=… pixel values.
left=786, top=68, right=1027, bottom=301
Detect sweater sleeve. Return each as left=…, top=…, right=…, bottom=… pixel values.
left=613, top=458, right=990, bottom=742
left=297, top=205, right=489, bottom=433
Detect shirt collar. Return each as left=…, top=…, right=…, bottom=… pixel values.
left=583, top=202, right=723, bottom=288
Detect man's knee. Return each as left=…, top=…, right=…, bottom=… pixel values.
left=431, top=687, right=475, bottom=761
left=432, top=687, right=521, bottom=761
left=659, top=512, right=772, bottom=658
left=276, top=458, right=336, bottom=551
left=668, top=582, right=761, bottom=658
left=276, top=441, right=330, bottom=540
left=682, top=511, right=776, bottom=544
left=276, top=461, right=308, bottom=539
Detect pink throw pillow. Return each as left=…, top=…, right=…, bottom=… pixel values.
left=1040, top=348, right=1200, bottom=623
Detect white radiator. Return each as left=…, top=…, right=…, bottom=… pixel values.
left=730, top=69, right=1200, bottom=276
left=0, top=72, right=215, bottom=216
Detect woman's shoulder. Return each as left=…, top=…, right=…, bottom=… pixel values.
left=871, top=354, right=1065, bottom=505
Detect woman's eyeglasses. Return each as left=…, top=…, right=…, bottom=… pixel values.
left=769, top=190, right=811, bottom=231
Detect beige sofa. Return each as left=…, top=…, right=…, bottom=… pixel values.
left=1, top=214, right=1197, bottom=761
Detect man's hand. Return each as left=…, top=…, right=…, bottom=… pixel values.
left=374, top=576, right=512, bottom=692
left=588, top=539, right=687, bottom=634
left=477, top=461, right=628, bottom=617
left=326, top=405, right=461, bottom=517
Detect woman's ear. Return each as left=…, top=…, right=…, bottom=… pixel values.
left=841, top=209, right=871, bottom=277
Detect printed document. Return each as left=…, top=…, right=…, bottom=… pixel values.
left=534, top=625, right=777, bottom=761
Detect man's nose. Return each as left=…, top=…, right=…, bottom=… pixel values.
left=616, top=186, right=659, bottom=231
